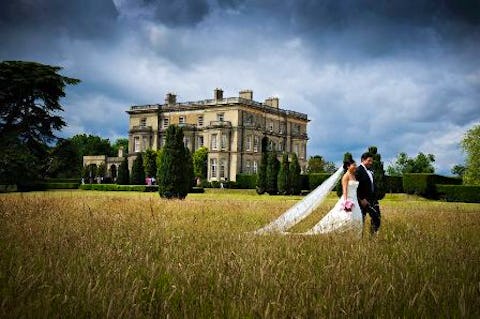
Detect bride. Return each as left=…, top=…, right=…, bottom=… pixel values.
left=305, top=159, right=363, bottom=235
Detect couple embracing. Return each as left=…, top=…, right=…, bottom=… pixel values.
left=307, top=152, right=381, bottom=236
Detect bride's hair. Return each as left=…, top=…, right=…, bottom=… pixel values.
left=343, top=159, right=355, bottom=170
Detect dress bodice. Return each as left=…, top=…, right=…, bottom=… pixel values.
left=346, top=180, right=359, bottom=201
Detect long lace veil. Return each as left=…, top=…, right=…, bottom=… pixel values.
left=254, top=166, right=344, bottom=234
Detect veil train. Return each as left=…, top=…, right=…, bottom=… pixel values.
left=254, top=166, right=343, bottom=234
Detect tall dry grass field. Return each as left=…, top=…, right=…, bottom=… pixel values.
left=0, top=190, right=479, bottom=318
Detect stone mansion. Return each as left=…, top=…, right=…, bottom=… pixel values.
left=127, top=89, right=309, bottom=182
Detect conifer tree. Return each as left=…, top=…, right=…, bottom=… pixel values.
left=266, top=150, right=280, bottom=195
left=117, top=157, right=129, bottom=185
left=157, top=125, right=192, bottom=199
left=277, top=153, right=290, bottom=195
left=368, top=146, right=387, bottom=200
left=256, top=136, right=269, bottom=194
left=288, top=152, right=301, bottom=195
left=131, top=153, right=145, bottom=185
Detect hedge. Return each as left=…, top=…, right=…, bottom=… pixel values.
left=235, top=174, right=257, bottom=189
left=307, top=173, right=332, bottom=190
left=403, top=174, right=462, bottom=198
left=16, top=182, right=80, bottom=191
left=436, top=185, right=480, bottom=203
left=385, top=176, right=404, bottom=193
left=79, top=184, right=159, bottom=192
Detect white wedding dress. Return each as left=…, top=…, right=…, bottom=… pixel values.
left=305, top=180, right=363, bottom=235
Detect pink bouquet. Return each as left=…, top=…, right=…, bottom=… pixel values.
left=342, top=199, right=355, bottom=212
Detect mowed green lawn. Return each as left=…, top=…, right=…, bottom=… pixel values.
left=0, top=189, right=479, bottom=318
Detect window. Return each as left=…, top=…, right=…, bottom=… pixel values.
left=293, top=124, right=301, bottom=134
left=253, top=161, right=258, bottom=174
left=279, top=123, right=285, bottom=134
left=163, top=118, right=169, bottom=128
left=246, top=160, right=251, bottom=174
left=253, top=136, right=259, bottom=152
left=217, top=113, right=224, bottom=122
left=179, top=116, right=185, bottom=124
left=211, top=134, right=218, bottom=150
left=221, top=134, right=227, bottom=150
left=268, top=122, right=273, bottom=132
left=197, top=135, right=204, bottom=148
left=246, top=135, right=252, bottom=151
left=140, top=118, right=147, bottom=127
left=294, top=143, right=299, bottom=156
left=134, top=136, right=140, bottom=153
left=142, top=136, right=148, bottom=151
left=219, top=159, right=226, bottom=179
left=197, top=115, right=204, bottom=127
left=277, top=142, right=283, bottom=152
left=210, top=158, right=217, bottom=178
left=161, top=135, right=166, bottom=147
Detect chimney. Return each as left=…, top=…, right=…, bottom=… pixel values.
left=265, top=97, right=279, bottom=108
left=118, top=146, right=124, bottom=158
left=239, top=90, right=253, bottom=100
left=214, top=88, right=223, bottom=100
left=165, top=92, right=176, bottom=106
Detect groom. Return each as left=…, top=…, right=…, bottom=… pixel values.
left=355, top=152, right=381, bottom=235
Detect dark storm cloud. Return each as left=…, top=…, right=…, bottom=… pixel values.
left=0, top=0, right=118, bottom=38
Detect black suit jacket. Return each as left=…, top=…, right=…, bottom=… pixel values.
left=356, top=165, right=376, bottom=204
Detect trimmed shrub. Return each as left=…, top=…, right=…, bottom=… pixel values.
left=130, top=154, right=145, bottom=185
left=277, top=153, right=290, bottom=194
left=308, top=173, right=331, bottom=190
left=236, top=174, right=257, bottom=189
left=436, top=185, right=480, bottom=203
left=385, top=176, right=404, bottom=193
left=117, top=157, right=130, bottom=185
left=289, top=152, right=301, bottom=195
left=403, top=174, right=462, bottom=198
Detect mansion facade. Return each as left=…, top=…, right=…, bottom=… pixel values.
left=127, top=89, right=309, bottom=182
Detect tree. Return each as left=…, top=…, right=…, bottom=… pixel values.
left=111, top=138, right=129, bottom=157
left=192, top=146, right=208, bottom=180
left=0, top=61, right=79, bottom=184
left=184, top=147, right=195, bottom=191
left=368, top=146, right=387, bottom=200
left=451, top=164, right=466, bottom=178
left=143, top=149, right=158, bottom=178
left=130, top=154, right=145, bottom=185
left=157, top=125, right=192, bottom=199
left=288, top=152, right=302, bottom=195
left=266, top=150, right=280, bottom=195
left=277, top=153, right=290, bottom=195
left=117, top=157, right=130, bottom=185
left=387, top=152, right=435, bottom=176
left=461, top=124, right=480, bottom=185
left=46, top=139, right=80, bottom=178
left=70, top=134, right=113, bottom=158
left=256, top=136, right=269, bottom=194
left=97, top=163, right=106, bottom=178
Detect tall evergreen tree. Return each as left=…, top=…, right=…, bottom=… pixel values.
left=117, top=157, right=129, bottom=185
left=368, top=146, right=387, bottom=200
left=143, top=149, right=157, bottom=178
left=288, top=152, right=301, bottom=195
left=157, top=125, right=192, bottom=199
left=256, top=136, right=269, bottom=194
left=277, top=153, right=290, bottom=195
left=266, top=150, right=280, bottom=195
left=131, top=154, right=145, bottom=185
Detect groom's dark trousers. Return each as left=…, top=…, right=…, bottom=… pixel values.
left=355, top=165, right=381, bottom=234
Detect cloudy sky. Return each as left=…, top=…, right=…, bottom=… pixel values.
left=1, top=0, right=479, bottom=173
